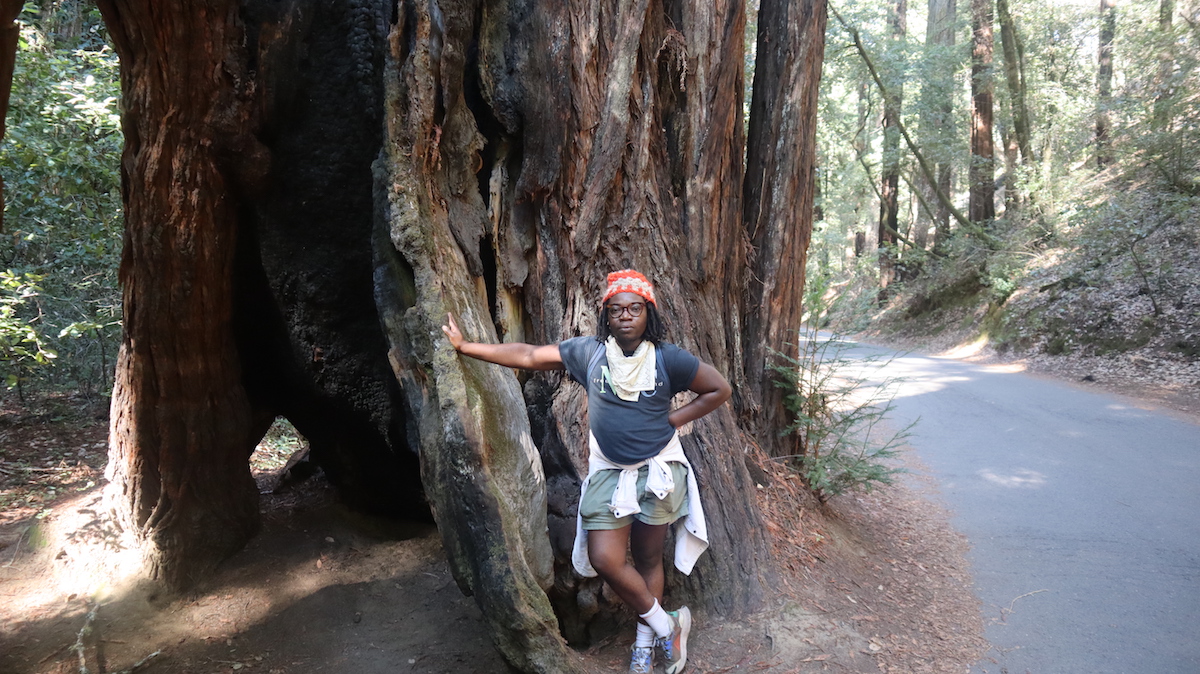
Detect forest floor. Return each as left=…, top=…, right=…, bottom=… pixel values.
left=2, top=327, right=1196, bottom=674
left=0, top=391, right=988, bottom=674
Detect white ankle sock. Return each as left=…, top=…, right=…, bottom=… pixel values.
left=635, top=621, right=656, bottom=648
left=639, top=599, right=673, bottom=638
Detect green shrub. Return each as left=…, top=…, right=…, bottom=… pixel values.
left=0, top=271, right=56, bottom=394
left=1, top=8, right=123, bottom=399
left=768, top=325, right=912, bottom=504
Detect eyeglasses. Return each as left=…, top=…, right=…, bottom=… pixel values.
left=606, top=302, right=646, bottom=318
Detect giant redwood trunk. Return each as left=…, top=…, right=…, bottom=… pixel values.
left=98, top=0, right=825, bottom=670
left=376, top=0, right=791, bottom=664
left=743, top=0, right=828, bottom=454
left=97, top=0, right=427, bottom=589
left=97, top=0, right=265, bottom=587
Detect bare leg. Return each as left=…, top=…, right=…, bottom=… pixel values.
left=630, top=520, right=669, bottom=604
left=587, top=526, right=657, bottom=614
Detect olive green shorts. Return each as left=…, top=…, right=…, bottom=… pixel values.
left=580, top=462, right=690, bottom=530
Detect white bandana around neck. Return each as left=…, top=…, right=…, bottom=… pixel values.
left=604, top=336, right=657, bottom=401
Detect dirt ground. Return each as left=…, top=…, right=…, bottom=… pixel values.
left=12, top=329, right=1192, bottom=674
left=2, top=298, right=1180, bottom=674
left=0, top=393, right=987, bottom=674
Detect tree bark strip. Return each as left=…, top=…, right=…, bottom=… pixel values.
left=96, top=0, right=264, bottom=587
left=878, top=0, right=907, bottom=286
left=0, top=0, right=25, bottom=232
left=969, top=0, right=996, bottom=223
left=374, top=4, right=571, bottom=670
left=743, top=0, right=828, bottom=455
left=915, top=0, right=956, bottom=251
left=1096, top=0, right=1116, bottom=168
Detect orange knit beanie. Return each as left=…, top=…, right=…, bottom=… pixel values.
left=602, top=269, right=656, bottom=306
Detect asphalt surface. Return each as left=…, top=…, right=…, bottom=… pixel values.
left=838, top=339, right=1200, bottom=674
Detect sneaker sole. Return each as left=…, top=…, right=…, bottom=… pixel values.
left=665, top=607, right=691, bottom=674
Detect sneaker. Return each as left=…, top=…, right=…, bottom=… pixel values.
left=656, top=606, right=691, bottom=674
left=628, top=645, right=654, bottom=674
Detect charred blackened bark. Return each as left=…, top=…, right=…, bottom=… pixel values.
left=99, top=0, right=428, bottom=590
left=375, top=0, right=785, bottom=668
left=101, top=0, right=820, bottom=668
left=236, top=0, right=427, bottom=518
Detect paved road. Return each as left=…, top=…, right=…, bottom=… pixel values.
left=839, top=340, right=1200, bottom=674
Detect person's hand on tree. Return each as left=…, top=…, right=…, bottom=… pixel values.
left=442, top=313, right=466, bottom=352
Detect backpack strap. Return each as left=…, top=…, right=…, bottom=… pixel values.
left=587, top=341, right=605, bottom=379
left=656, top=347, right=669, bottom=389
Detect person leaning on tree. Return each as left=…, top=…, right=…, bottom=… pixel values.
left=442, top=269, right=731, bottom=674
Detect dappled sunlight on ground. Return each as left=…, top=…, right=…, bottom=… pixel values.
left=979, top=362, right=1028, bottom=373
left=833, top=339, right=1034, bottom=403
left=977, top=468, right=1048, bottom=489
left=889, top=371, right=971, bottom=398
left=845, top=354, right=973, bottom=400
left=937, top=335, right=991, bottom=359
left=1, top=474, right=511, bottom=674
left=4, top=489, right=145, bottom=607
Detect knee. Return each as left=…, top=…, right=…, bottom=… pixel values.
left=631, top=547, right=662, bottom=573
left=589, top=546, right=627, bottom=577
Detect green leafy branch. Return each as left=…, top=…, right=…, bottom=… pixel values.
left=767, top=326, right=913, bottom=504
left=0, top=271, right=58, bottom=391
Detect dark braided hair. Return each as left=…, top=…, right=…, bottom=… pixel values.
left=595, top=301, right=668, bottom=345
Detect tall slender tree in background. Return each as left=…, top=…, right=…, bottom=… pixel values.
left=915, top=0, right=957, bottom=251
left=996, top=0, right=1031, bottom=163
left=1152, top=0, right=1176, bottom=127
left=1096, top=0, right=1116, bottom=168
left=996, top=0, right=1031, bottom=212
left=877, top=0, right=907, bottom=286
left=855, top=79, right=874, bottom=255
left=969, top=0, right=996, bottom=223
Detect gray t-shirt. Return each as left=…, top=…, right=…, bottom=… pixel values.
left=559, top=336, right=700, bottom=464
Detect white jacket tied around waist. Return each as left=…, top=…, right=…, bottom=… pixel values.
left=572, top=431, right=710, bottom=577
